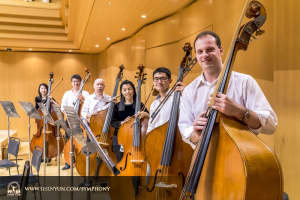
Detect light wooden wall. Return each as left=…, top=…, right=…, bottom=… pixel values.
left=0, top=52, right=98, bottom=142
left=0, top=0, right=299, bottom=198
left=98, top=0, right=300, bottom=199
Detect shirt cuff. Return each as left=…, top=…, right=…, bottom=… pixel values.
left=181, top=126, right=196, bottom=150
left=248, top=110, right=270, bottom=134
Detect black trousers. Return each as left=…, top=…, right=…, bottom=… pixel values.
left=113, top=135, right=123, bottom=162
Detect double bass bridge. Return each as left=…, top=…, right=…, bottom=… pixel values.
left=98, top=142, right=109, bottom=146
left=155, top=182, right=177, bottom=189
left=130, top=160, right=145, bottom=164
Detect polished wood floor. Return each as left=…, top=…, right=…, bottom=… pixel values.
left=0, top=152, right=112, bottom=200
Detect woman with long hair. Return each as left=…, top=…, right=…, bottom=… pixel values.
left=111, top=80, right=149, bottom=162
left=35, top=83, right=57, bottom=109
left=34, top=83, right=57, bottom=163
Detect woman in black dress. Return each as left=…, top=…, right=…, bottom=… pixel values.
left=35, top=83, right=56, bottom=109
left=34, top=83, right=57, bottom=163
left=111, top=80, right=149, bottom=162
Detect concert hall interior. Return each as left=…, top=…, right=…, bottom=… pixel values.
left=0, top=0, right=298, bottom=199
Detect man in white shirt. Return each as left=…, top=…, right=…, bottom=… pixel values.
left=81, top=78, right=111, bottom=120
left=79, top=78, right=116, bottom=186
left=61, top=74, right=90, bottom=170
left=147, top=67, right=185, bottom=134
left=178, top=31, right=278, bottom=149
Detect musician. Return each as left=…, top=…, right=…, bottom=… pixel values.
left=146, top=67, right=185, bottom=133
left=111, top=80, right=149, bottom=162
left=35, top=83, right=56, bottom=110
left=35, top=83, right=58, bottom=163
left=61, top=74, right=90, bottom=170
left=178, top=31, right=278, bottom=149
left=79, top=78, right=116, bottom=186
left=81, top=78, right=115, bottom=120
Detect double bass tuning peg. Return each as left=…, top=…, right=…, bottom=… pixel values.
left=143, top=73, right=147, bottom=76
left=255, top=28, right=265, bottom=36
left=250, top=34, right=258, bottom=42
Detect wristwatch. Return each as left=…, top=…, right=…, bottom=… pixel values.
left=243, top=108, right=250, bottom=123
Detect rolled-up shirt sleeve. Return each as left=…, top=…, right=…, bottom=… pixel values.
left=178, top=88, right=197, bottom=149
left=60, top=92, right=68, bottom=112
left=81, top=97, right=90, bottom=120
left=244, top=76, right=278, bottom=135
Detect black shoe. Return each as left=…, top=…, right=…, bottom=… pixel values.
left=92, top=177, right=98, bottom=184
left=79, top=179, right=86, bottom=187
left=41, top=158, right=51, bottom=163
left=62, top=164, right=70, bottom=170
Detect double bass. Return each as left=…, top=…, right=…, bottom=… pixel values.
left=30, top=72, right=65, bottom=159
left=180, top=1, right=283, bottom=199
left=109, top=64, right=149, bottom=200
left=137, top=43, right=195, bottom=200
left=75, top=65, right=124, bottom=178
left=64, top=68, right=91, bottom=165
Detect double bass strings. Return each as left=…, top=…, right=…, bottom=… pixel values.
left=180, top=1, right=251, bottom=198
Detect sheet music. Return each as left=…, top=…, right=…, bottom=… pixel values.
left=77, top=116, right=120, bottom=175
left=63, top=106, right=86, bottom=146
left=37, top=103, right=55, bottom=125
left=51, top=103, right=68, bottom=131
left=0, top=101, right=20, bottom=118
left=19, top=101, right=42, bottom=119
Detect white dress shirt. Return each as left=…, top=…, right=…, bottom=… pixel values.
left=60, top=89, right=90, bottom=112
left=178, top=71, right=278, bottom=149
left=81, top=93, right=111, bottom=119
left=147, top=89, right=173, bottom=134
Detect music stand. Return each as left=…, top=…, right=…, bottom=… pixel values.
left=63, top=106, right=87, bottom=200
left=38, top=103, right=55, bottom=183
left=0, top=101, right=20, bottom=160
left=19, top=101, right=42, bottom=173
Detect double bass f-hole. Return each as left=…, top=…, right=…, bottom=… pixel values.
left=120, top=152, right=131, bottom=171
left=147, top=169, right=162, bottom=192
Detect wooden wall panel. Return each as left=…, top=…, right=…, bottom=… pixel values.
left=145, top=14, right=179, bottom=49
left=0, top=52, right=98, bottom=141
left=178, top=0, right=213, bottom=39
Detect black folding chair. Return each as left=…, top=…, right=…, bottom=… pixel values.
left=19, top=160, right=30, bottom=200
left=0, top=137, right=20, bottom=175
left=27, top=146, right=43, bottom=200
left=0, top=160, right=30, bottom=198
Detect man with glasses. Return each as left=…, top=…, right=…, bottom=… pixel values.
left=146, top=67, right=185, bottom=133
left=61, top=74, right=90, bottom=170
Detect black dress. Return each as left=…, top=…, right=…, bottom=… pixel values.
left=35, top=96, right=56, bottom=110
left=111, top=102, right=149, bottom=162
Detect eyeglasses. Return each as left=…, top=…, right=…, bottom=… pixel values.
left=153, top=77, right=169, bottom=82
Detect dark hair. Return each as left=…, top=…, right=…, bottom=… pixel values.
left=71, top=74, right=82, bottom=82
left=193, top=31, right=222, bottom=52
left=118, top=80, right=136, bottom=111
left=38, top=83, right=48, bottom=99
left=153, top=67, right=171, bottom=79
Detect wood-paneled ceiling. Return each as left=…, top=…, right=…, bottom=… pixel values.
left=0, top=0, right=196, bottom=54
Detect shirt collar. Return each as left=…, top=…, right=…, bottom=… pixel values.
left=197, top=71, right=219, bottom=88
left=155, top=88, right=172, bottom=101
left=93, top=92, right=106, bottom=100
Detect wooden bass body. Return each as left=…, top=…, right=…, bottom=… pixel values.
left=195, top=116, right=283, bottom=200
left=75, top=108, right=117, bottom=177
left=31, top=107, right=65, bottom=159
left=137, top=121, right=194, bottom=200
left=109, top=117, right=149, bottom=200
